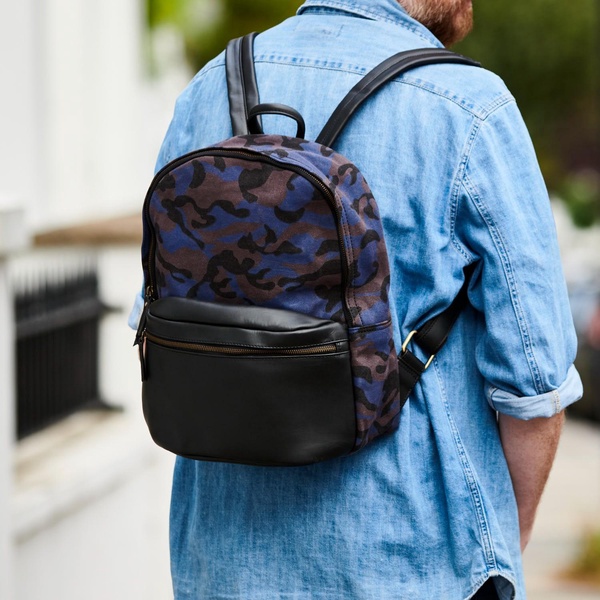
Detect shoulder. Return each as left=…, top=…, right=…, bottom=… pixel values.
left=393, top=61, right=515, bottom=121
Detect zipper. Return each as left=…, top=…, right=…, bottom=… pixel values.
left=141, top=146, right=352, bottom=324
left=133, top=285, right=154, bottom=347
left=144, top=331, right=340, bottom=356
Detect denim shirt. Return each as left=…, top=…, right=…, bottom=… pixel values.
left=132, top=1, right=582, bottom=598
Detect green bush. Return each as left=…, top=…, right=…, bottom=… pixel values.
left=565, top=529, right=600, bottom=584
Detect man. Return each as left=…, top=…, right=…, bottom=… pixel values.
left=133, top=1, right=582, bottom=598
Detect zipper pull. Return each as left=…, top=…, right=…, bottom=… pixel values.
left=138, top=335, right=147, bottom=382
left=133, top=286, right=154, bottom=347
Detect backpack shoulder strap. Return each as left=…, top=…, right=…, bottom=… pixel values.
left=225, top=33, right=262, bottom=136
left=316, top=48, right=480, bottom=148
left=224, top=34, right=480, bottom=402
left=398, top=263, right=476, bottom=403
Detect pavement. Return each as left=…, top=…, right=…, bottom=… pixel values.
left=522, top=417, right=600, bottom=599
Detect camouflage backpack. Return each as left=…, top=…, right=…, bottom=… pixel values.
left=135, top=34, right=479, bottom=466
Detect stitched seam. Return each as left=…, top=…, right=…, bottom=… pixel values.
left=400, top=80, right=513, bottom=120
left=207, top=55, right=514, bottom=121
left=552, top=389, right=561, bottom=414
left=462, top=170, right=544, bottom=394
left=449, top=117, right=482, bottom=263
left=461, top=120, right=545, bottom=393
left=434, top=361, right=499, bottom=570
left=299, top=0, right=439, bottom=43
left=256, top=58, right=508, bottom=118
left=348, top=319, right=392, bottom=334
left=335, top=189, right=362, bottom=326
left=448, top=100, right=514, bottom=265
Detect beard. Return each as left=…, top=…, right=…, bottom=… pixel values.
left=400, top=0, right=474, bottom=46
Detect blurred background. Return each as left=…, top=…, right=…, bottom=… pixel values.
left=0, top=1, right=598, bottom=599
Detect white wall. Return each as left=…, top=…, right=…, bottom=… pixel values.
left=13, top=410, right=173, bottom=600
left=9, top=242, right=174, bottom=600
left=0, top=1, right=186, bottom=598
left=0, top=1, right=42, bottom=228
left=1, top=0, right=153, bottom=232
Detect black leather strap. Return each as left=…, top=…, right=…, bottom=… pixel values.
left=398, top=263, right=477, bottom=402
left=225, top=33, right=262, bottom=135
left=316, top=48, right=481, bottom=148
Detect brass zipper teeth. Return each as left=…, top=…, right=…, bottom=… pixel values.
left=145, top=332, right=338, bottom=356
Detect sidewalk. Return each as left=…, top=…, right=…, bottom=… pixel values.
left=523, top=418, right=600, bottom=599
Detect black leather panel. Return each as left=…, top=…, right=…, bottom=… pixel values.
left=147, top=297, right=347, bottom=348
left=142, top=341, right=356, bottom=466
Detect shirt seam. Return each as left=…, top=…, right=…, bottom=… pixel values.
left=462, top=173, right=544, bottom=394
left=297, top=1, right=440, bottom=45
left=447, top=96, right=513, bottom=264
left=459, top=106, right=545, bottom=395
left=433, top=361, right=499, bottom=570
left=253, top=57, right=514, bottom=120
left=197, top=56, right=513, bottom=121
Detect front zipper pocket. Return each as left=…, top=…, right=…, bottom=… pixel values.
left=143, top=332, right=340, bottom=357
left=140, top=296, right=356, bottom=466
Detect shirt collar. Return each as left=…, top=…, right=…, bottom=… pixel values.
left=297, top=0, right=443, bottom=47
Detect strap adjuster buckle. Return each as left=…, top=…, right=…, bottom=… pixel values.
left=401, top=330, right=435, bottom=370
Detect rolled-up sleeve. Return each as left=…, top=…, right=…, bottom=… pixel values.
left=486, top=364, right=583, bottom=419
left=455, top=100, right=583, bottom=419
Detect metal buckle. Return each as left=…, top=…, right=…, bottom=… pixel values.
left=401, top=330, right=435, bottom=370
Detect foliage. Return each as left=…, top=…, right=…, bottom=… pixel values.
left=456, top=0, right=599, bottom=194
left=558, top=171, right=600, bottom=228
left=184, top=0, right=304, bottom=69
left=564, top=529, right=600, bottom=585
left=146, top=0, right=303, bottom=69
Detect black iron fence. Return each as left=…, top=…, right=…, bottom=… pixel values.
left=14, top=265, right=112, bottom=439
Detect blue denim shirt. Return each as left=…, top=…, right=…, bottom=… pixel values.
left=132, top=1, right=582, bottom=598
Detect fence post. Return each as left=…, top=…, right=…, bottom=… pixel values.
left=0, top=201, right=28, bottom=600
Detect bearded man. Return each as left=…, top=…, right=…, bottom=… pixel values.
left=136, top=1, right=582, bottom=598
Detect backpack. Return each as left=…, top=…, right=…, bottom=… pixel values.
left=135, top=33, right=479, bottom=466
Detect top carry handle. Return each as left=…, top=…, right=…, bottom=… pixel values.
left=225, top=33, right=480, bottom=403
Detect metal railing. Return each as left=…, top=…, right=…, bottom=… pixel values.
left=14, top=265, right=112, bottom=439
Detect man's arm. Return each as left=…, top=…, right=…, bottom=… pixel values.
left=498, top=411, right=565, bottom=552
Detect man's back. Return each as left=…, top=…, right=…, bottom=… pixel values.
left=154, top=2, right=582, bottom=598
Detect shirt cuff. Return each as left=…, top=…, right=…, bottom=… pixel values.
left=127, top=290, right=145, bottom=330
left=485, top=364, right=583, bottom=420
